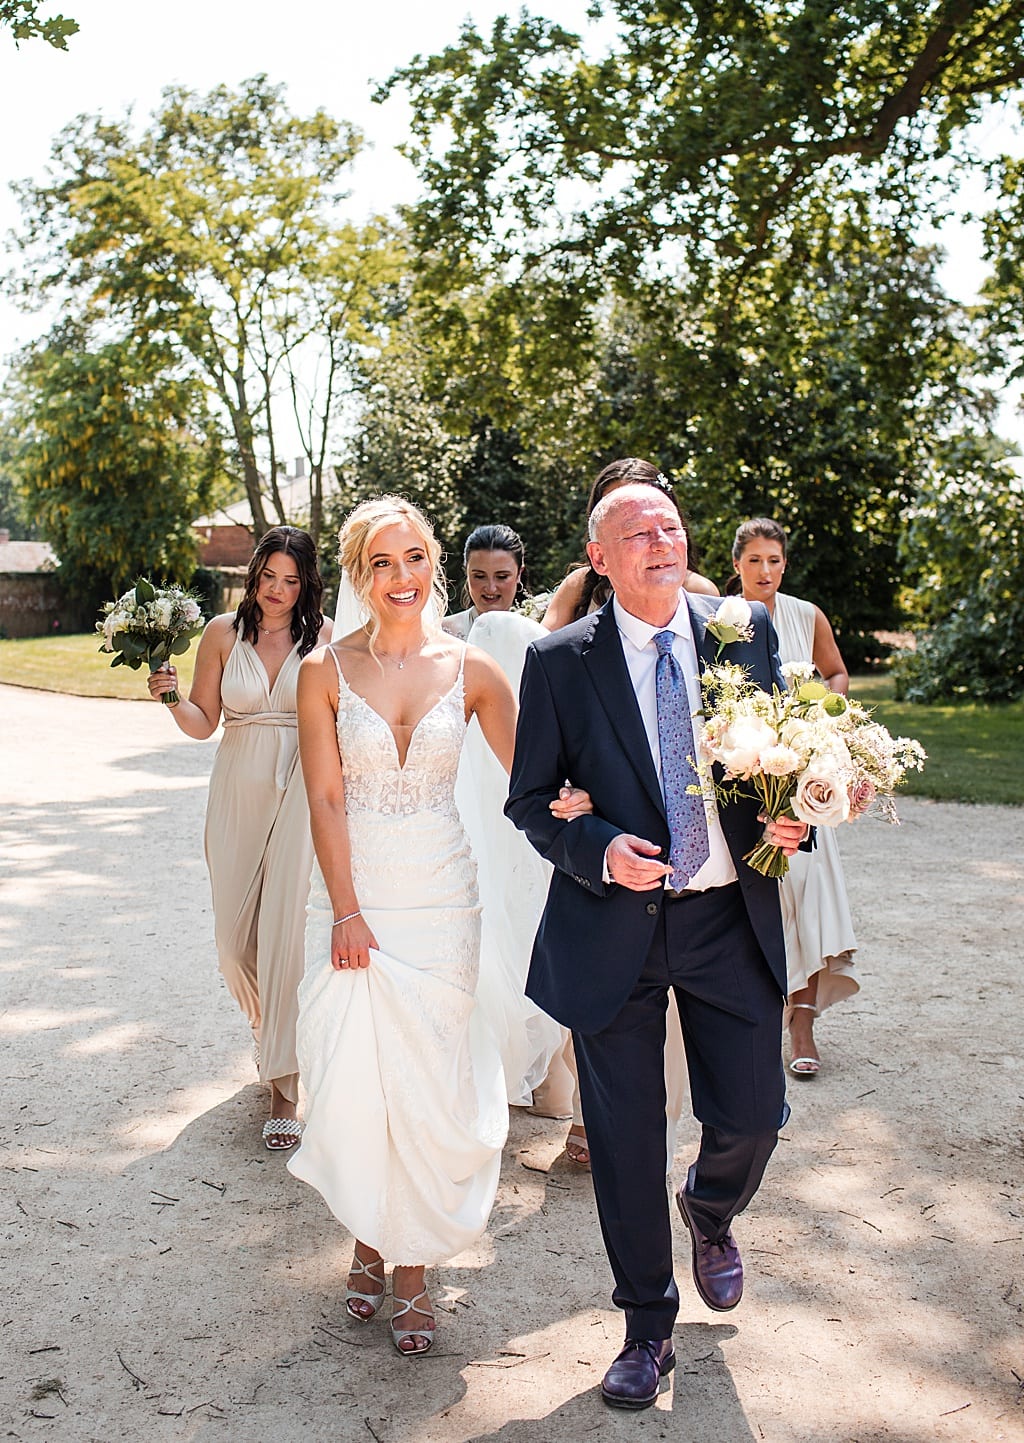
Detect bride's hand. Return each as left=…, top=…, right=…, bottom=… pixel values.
left=549, top=784, right=594, bottom=822
left=331, top=912, right=378, bottom=971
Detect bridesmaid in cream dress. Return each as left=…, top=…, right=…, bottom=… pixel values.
left=147, top=526, right=331, bottom=1147
left=730, top=517, right=859, bottom=1077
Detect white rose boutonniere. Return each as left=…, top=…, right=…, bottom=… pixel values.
left=705, top=596, right=754, bottom=660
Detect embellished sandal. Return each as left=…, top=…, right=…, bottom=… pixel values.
left=262, top=1117, right=302, bottom=1150
left=788, top=1002, right=820, bottom=1078
left=390, top=1287, right=435, bottom=1356
left=345, top=1253, right=386, bottom=1323
left=565, top=1124, right=591, bottom=1168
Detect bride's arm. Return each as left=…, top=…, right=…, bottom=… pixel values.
left=297, top=650, right=378, bottom=970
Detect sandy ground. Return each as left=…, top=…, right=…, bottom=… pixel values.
left=2, top=682, right=1023, bottom=1443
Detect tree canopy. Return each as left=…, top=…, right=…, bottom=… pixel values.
left=0, top=0, right=77, bottom=48
left=3, top=332, right=221, bottom=609
left=8, top=75, right=404, bottom=542
left=387, top=0, right=1024, bottom=293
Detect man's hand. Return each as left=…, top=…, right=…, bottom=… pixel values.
left=606, top=834, right=672, bottom=892
left=761, top=814, right=809, bottom=856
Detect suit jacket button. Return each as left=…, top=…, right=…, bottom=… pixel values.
left=646, top=901, right=658, bottom=916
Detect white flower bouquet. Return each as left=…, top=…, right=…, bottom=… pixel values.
left=96, top=578, right=205, bottom=704
left=694, top=660, right=927, bottom=878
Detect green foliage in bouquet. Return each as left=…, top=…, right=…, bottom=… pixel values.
left=96, top=578, right=205, bottom=704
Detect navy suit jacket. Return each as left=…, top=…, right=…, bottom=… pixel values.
left=505, top=593, right=791, bottom=1034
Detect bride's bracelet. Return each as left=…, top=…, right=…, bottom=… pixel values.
left=332, top=910, right=361, bottom=927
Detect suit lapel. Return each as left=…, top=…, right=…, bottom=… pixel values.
left=581, top=602, right=665, bottom=819
left=687, top=593, right=719, bottom=675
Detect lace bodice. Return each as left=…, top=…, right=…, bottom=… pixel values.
left=329, top=647, right=468, bottom=818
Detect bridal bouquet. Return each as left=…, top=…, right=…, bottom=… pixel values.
left=97, top=578, right=204, bottom=704
left=694, top=660, right=926, bottom=878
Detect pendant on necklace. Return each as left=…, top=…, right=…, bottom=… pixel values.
left=397, top=660, right=405, bottom=669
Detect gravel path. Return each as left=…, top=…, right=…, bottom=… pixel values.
left=2, top=683, right=1022, bottom=1442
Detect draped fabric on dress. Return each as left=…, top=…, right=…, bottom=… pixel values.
left=204, top=635, right=313, bottom=1103
left=288, top=644, right=507, bottom=1266
left=772, top=592, right=859, bottom=1012
left=456, top=611, right=562, bottom=1105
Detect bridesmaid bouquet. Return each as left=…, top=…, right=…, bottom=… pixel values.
left=96, top=578, right=204, bottom=704
left=693, top=661, right=926, bottom=878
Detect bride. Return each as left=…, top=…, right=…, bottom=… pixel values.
left=288, top=496, right=589, bottom=1357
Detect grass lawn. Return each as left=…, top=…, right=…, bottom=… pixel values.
left=0, top=636, right=1018, bottom=805
left=850, top=672, right=1023, bottom=807
left=0, top=631, right=198, bottom=700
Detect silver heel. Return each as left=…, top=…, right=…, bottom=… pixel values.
left=345, top=1255, right=386, bottom=1322
left=390, top=1287, right=435, bottom=1355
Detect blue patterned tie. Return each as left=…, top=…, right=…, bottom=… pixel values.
left=654, top=629, right=710, bottom=889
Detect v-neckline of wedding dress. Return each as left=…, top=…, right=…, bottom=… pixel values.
left=334, top=660, right=464, bottom=772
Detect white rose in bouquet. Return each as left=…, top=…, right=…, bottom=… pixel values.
left=791, top=766, right=851, bottom=827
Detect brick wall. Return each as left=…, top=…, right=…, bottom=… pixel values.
left=0, top=574, right=86, bottom=638
left=195, top=525, right=254, bottom=568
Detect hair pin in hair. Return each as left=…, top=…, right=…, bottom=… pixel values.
left=655, top=472, right=673, bottom=492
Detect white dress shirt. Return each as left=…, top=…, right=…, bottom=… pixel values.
left=609, top=594, right=737, bottom=891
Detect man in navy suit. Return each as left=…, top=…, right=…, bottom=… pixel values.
left=506, top=482, right=808, bottom=1410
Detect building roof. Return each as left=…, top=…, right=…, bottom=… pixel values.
left=0, top=537, right=57, bottom=573
left=194, top=470, right=339, bottom=530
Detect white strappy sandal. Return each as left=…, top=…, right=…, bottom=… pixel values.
left=788, top=1002, right=821, bottom=1077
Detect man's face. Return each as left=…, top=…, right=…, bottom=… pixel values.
left=586, top=488, right=688, bottom=621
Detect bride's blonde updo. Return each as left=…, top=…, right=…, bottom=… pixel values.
left=338, top=495, right=449, bottom=651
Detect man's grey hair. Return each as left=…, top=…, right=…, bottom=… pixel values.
left=588, top=483, right=660, bottom=541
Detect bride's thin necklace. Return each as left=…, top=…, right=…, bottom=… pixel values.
left=258, top=621, right=292, bottom=635
left=376, top=637, right=426, bottom=670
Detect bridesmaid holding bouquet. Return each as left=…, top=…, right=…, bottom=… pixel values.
left=147, top=526, right=331, bottom=1148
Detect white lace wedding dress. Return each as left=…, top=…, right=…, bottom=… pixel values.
left=287, top=644, right=508, bottom=1266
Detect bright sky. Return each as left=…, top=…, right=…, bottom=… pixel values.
left=1, top=0, right=1021, bottom=447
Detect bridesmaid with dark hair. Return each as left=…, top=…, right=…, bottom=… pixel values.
left=148, top=525, right=332, bottom=1149
left=443, top=523, right=530, bottom=640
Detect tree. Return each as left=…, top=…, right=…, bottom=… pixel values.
left=388, top=1, right=1024, bottom=296
left=1, top=0, right=77, bottom=48
left=979, top=128, right=1024, bottom=386
left=3, top=332, right=222, bottom=612
left=372, top=5, right=1021, bottom=638
left=894, top=437, right=1024, bottom=700
left=8, top=76, right=404, bottom=543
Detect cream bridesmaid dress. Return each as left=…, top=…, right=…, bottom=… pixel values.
left=772, top=592, right=859, bottom=1012
left=204, top=634, right=314, bottom=1104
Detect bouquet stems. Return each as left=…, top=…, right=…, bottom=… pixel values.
left=742, top=776, right=796, bottom=880
left=149, top=658, right=179, bottom=706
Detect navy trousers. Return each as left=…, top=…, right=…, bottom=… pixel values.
left=573, top=882, right=788, bottom=1341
